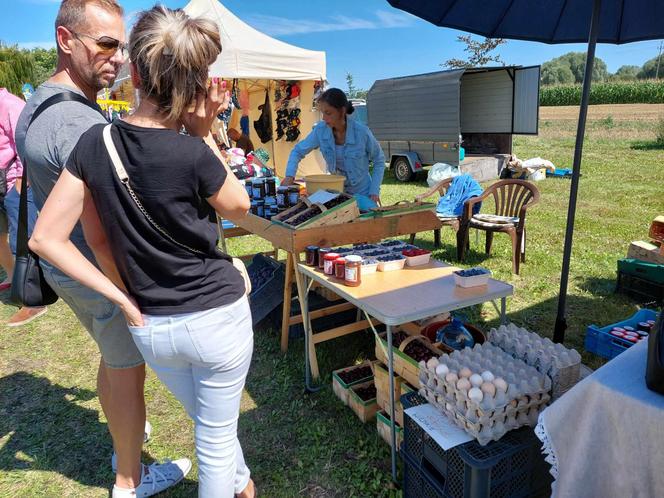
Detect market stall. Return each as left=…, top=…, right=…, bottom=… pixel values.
left=183, top=0, right=327, bottom=177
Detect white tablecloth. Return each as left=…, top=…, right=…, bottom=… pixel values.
left=536, top=340, right=664, bottom=498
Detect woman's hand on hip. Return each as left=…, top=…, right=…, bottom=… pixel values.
left=370, top=194, right=381, bottom=205
left=181, top=78, right=230, bottom=137
left=119, top=293, right=144, bottom=327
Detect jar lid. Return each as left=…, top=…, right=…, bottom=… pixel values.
left=324, top=252, right=340, bottom=260
left=319, top=247, right=332, bottom=252
left=334, top=257, right=346, bottom=263
left=306, top=245, right=319, bottom=251
left=345, top=255, right=362, bottom=263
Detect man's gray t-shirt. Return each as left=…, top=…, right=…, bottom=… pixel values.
left=15, top=82, right=107, bottom=268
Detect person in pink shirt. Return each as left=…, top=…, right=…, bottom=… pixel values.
left=0, top=87, right=47, bottom=326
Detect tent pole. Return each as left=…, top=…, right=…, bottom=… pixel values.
left=553, top=0, right=602, bottom=343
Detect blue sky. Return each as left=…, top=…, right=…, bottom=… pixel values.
left=2, top=0, right=662, bottom=89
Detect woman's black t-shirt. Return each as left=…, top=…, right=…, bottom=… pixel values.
left=66, top=120, right=245, bottom=315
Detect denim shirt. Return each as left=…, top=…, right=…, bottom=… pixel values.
left=285, top=118, right=385, bottom=196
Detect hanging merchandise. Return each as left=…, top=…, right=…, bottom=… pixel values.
left=254, top=91, right=273, bottom=144
left=312, top=80, right=324, bottom=109
left=274, top=80, right=302, bottom=142
left=231, top=79, right=241, bottom=109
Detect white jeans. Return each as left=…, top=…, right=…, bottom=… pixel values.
left=129, top=296, right=253, bottom=497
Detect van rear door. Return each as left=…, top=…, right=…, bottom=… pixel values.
left=512, top=66, right=540, bottom=135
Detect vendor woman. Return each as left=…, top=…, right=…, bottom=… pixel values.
left=281, top=88, right=385, bottom=205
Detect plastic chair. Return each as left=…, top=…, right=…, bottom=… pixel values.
left=409, top=177, right=464, bottom=259
left=458, top=179, right=540, bottom=274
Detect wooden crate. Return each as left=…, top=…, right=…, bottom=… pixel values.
left=369, top=200, right=436, bottom=218
left=374, top=332, right=444, bottom=389
left=272, top=192, right=359, bottom=230
left=376, top=410, right=404, bottom=449
left=348, top=379, right=379, bottom=423
left=628, top=240, right=664, bottom=265
left=332, top=361, right=373, bottom=406
left=372, top=361, right=414, bottom=427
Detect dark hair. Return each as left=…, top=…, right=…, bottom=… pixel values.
left=318, top=88, right=354, bottom=115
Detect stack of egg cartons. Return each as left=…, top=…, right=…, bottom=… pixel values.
left=418, top=343, right=551, bottom=446
left=489, top=323, right=582, bottom=399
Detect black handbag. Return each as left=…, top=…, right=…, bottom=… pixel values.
left=253, top=91, right=272, bottom=144
left=9, top=92, right=106, bottom=307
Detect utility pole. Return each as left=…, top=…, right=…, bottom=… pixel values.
left=656, top=41, right=663, bottom=80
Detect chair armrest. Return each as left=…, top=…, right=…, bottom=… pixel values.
left=462, top=188, right=492, bottom=221
left=415, top=177, right=454, bottom=202
left=516, top=193, right=540, bottom=230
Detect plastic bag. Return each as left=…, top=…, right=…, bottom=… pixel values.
left=435, top=318, right=475, bottom=351
left=427, top=162, right=460, bottom=188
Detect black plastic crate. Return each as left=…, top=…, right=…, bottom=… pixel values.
left=400, top=392, right=551, bottom=498
left=247, top=254, right=285, bottom=326
left=616, top=270, right=664, bottom=305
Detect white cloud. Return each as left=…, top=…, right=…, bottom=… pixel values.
left=17, top=41, right=56, bottom=50
left=246, top=9, right=415, bottom=37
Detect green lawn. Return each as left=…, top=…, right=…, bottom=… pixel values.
left=1, top=104, right=663, bottom=497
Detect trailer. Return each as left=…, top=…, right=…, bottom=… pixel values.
left=367, top=66, right=540, bottom=182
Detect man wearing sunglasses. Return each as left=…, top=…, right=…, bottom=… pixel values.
left=15, top=1, right=190, bottom=497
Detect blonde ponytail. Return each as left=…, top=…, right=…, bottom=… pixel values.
left=129, top=6, right=221, bottom=121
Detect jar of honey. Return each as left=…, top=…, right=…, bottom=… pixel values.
left=344, top=255, right=362, bottom=287
left=318, top=248, right=331, bottom=270
left=305, top=245, right=319, bottom=266
left=334, top=257, right=346, bottom=279
left=323, top=252, right=340, bottom=276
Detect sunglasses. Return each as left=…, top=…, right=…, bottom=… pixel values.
left=73, top=32, right=128, bottom=58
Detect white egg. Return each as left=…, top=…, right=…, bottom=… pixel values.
left=445, top=372, right=459, bottom=384
left=469, top=374, right=483, bottom=387
left=481, top=382, right=496, bottom=397
left=494, top=377, right=508, bottom=393
left=468, top=387, right=484, bottom=403
left=427, top=357, right=439, bottom=370
left=459, top=367, right=473, bottom=378
left=456, top=378, right=471, bottom=391
left=481, top=370, right=495, bottom=382
left=435, top=363, right=449, bottom=378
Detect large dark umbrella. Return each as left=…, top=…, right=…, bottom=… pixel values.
left=389, top=0, right=664, bottom=343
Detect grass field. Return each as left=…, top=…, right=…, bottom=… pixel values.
left=1, top=103, right=663, bottom=497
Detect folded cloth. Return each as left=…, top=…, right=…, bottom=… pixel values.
left=436, top=174, right=483, bottom=217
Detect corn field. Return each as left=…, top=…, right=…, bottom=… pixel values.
left=540, top=80, right=664, bottom=106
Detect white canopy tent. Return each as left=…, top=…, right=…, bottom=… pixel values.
left=183, top=0, right=327, bottom=176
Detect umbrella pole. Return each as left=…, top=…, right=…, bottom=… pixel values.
left=553, top=0, right=602, bottom=343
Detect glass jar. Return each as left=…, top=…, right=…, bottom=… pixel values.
left=287, top=186, right=300, bottom=206
left=344, top=255, right=362, bottom=287
left=244, top=178, right=253, bottom=198
left=305, top=246, right=319, bottom=267
left=276, top=186, right=289, bottom=208
left=334, top=257, right=346, bottom=279
left=251, top=178, right=266, bottom=199
left=265, top=177, right=277, bottom=196
left=317, top=248, right=331, bottom=270
left=323, top=252, right=340, bottom=276
left=250, top=200, right=259, bottom=216
left=255, top=199, right=265, bottom=218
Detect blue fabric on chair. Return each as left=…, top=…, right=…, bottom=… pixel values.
left=436, top=174, right=483, bottom=217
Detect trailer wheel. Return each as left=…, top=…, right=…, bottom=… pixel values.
left=393, top=157, right=414, bottom=182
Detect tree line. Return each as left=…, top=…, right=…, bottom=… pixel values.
left=542, top=51, right=663, bottom=85
left=0, top=43, right=57, bottom=97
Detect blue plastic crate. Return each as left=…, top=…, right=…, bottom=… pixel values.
left=585, top=308, right=658, bottom=360
left=400, top=392, right=551, bottom=498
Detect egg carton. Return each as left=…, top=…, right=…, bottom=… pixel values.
left=419, top=385, right=546, bottom=446
left=488, top=323, right=581, bottom=399
left=419, top=366, right=550, bottom=422
left=419, top=343, right=551, bottom=412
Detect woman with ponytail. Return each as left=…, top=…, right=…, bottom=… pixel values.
left=30, top=6, right=255, bottom=497
left=282, top=87, right=385, bottom=206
